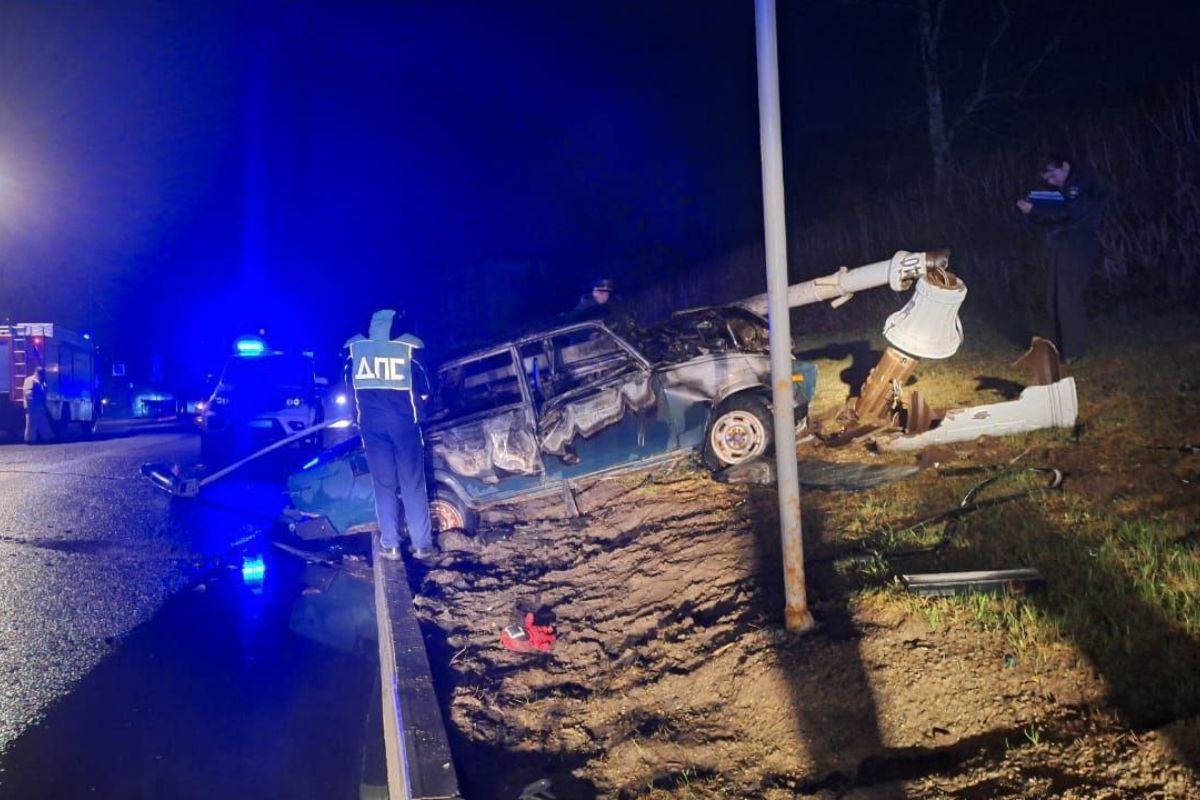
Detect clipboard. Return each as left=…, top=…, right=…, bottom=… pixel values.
left=1026, top=190, right=1065, bottom=212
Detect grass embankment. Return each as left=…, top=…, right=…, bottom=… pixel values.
left=799, top=311, right=1200, bottom=730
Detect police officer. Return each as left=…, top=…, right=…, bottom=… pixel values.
left=345, top=309, right=436, bottom=561
left=574, top=278, right=617, bottom=311
left=1017, top=153, right=1107, bottom=364
left=22, top=367, right=54, bottom=444
left=573, top=277, right=636, bottom=333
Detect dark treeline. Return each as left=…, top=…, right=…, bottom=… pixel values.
left=630, top=73, right=1200, bottom=341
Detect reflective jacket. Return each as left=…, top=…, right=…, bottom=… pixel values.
left=346, top=310, right=425, bottom=423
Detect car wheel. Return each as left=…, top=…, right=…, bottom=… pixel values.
left=703, top=393, right=774, bottom=470
left=428, top=487, right=477, bottom=535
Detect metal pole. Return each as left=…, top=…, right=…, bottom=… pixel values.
left=754, top=0, right=813, bottom=633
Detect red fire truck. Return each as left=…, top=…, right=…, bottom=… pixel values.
left=0, top=323, right=100, bottom=441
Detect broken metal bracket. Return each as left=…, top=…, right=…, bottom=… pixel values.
left=902, top=568, right=1045, bottom=597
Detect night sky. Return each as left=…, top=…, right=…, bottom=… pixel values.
left=0, top=0, right=1196, bottom=387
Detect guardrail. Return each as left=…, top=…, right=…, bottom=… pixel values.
left=372, top=539, right=462, bottom=799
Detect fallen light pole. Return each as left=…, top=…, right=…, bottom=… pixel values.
left=755, top=0, right=813, bottom=634
left=141, top=417, right=355, bottom=498
left=736, top=248, right=944, bottom=317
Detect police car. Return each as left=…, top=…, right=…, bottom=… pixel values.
left=200, top=337, right=323, bottom=464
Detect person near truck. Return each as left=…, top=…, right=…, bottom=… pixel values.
left=345, top=309, right=436, bottom=561
left=22, top=367, right=54, bottom=444
left=1016, top=153, right=1107, bottom=364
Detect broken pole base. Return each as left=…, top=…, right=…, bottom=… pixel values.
left=785, top=606, right=816, bottom=634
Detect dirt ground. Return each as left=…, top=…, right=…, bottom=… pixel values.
left=410, top=314, right=1200, bottom=800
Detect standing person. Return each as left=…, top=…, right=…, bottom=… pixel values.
left=574, top=278, right=617, bottom=312
left=573, top=277, right=636, bottom=333
left=345, top=309, right=436, bottom=561
left=1017, top=153, right=1107, bottom=364
left=22, top=367, right=54, bottom=444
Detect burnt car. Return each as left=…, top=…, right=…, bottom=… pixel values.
left=283, top=307, right=817, bottom=536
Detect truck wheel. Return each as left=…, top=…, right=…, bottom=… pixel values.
left=428, top=487, right=477, bottom=535
left=703, top=393, right=774, bottom=470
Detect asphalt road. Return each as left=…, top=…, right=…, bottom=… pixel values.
left=0, top=421, right=282, bottom=753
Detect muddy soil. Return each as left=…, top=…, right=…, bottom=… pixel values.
left=411, top=321, right=1200, bottom=800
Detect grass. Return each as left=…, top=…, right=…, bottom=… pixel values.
left=804, top=311, right=1200, bottom=726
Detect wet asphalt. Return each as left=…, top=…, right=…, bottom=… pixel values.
left=0, top=421, right=378, bottom=798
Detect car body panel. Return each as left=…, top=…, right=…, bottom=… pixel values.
left=284, top=308, right=817, bottom=532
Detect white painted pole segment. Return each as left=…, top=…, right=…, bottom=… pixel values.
left=754, top=0, right=813, bottom=634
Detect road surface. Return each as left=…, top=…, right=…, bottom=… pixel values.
left=0, top=421, right=378, bottom=798
left=0, top=423, right=211, bottom=750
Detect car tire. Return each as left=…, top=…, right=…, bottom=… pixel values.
left=428, top=486, right=477, bottom=535
left=703, top=393, right=774, bottom=470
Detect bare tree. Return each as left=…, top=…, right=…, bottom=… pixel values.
left=837, top=0, right=1069, bottom=184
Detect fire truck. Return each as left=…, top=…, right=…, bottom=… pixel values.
left=0, top=322, right=100, bottom=441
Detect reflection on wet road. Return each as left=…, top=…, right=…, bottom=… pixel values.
left=0, top=425, right=378, bottom=798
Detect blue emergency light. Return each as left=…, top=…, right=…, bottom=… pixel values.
left=242, top=554, right=266, bottom=584
left=235, top=337, right=266, bottom=356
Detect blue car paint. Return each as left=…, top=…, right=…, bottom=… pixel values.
left=286, top=313, right=818, bottom=533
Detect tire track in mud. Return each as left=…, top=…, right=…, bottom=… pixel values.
left=409, top=456, right=1200, bottom=799
left=412, top=462, right=792, bottom=797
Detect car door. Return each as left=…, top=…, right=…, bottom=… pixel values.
left=423, top=346, right=545, bottom=504
left=519, top=325, right=671, bottom=480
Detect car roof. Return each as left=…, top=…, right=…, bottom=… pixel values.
left=432, top=311, right=619, bottom=368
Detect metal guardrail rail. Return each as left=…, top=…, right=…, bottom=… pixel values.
left=372, top=539, right=462, bottom=800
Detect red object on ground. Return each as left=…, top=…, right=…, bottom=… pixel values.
left=500, top=613, right=556, bottom=653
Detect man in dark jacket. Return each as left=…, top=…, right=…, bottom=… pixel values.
left=574, top=278, right=618, bottom=312
left=573, top=277, right=637, bottom=334
left=1017, top=153, right=1107, bottom=363
left=345, top=309, right=435, bottom=561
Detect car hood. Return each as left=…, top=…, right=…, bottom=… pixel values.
left=632, top=306, right=772, bottom=364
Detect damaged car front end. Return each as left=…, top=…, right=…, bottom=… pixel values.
left=283, top=308, right=817, bottom=537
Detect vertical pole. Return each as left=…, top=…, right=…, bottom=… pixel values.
left=754, top=0, right=814, bottom=633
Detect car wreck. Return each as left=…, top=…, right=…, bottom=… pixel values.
left=284, top=306, right=818, bottom=536
left=283, top=248, right=1081, bottom=538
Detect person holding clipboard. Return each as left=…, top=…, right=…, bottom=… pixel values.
left=1017, top=153, right=1108, bottom=364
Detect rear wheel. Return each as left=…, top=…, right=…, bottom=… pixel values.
left=703, top=393, right=774, bottom=470
left=428, top=486, right=477, bottom=535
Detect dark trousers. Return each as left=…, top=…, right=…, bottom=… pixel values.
left=24, top=406, right=54, bottom=443
left=1047, top=233, right=1101, bottom=361
left=359, top=401, right=432, bottom=551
